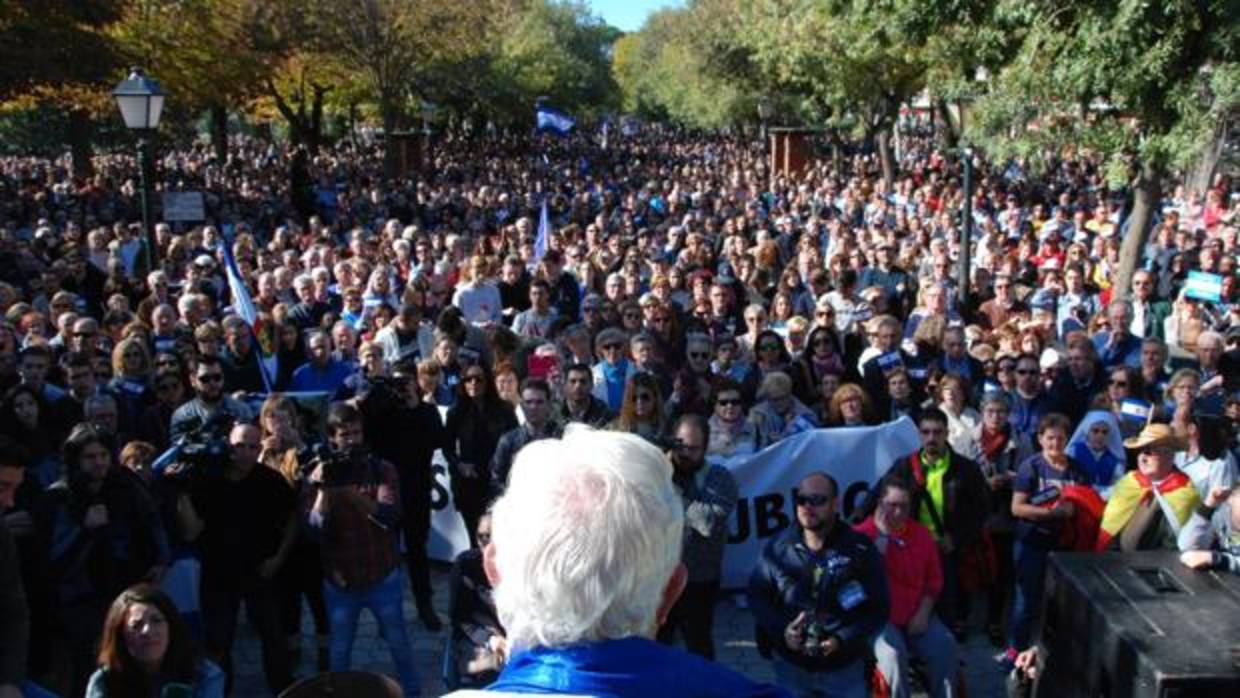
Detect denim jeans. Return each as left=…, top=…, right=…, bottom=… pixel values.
left=1008, top=540, right=1050, bottom=650
left=873, top=620, right=958, bottom=698
left=772, top=657, right=867, bottom=698
left=323, top=568, right=420, bottom=696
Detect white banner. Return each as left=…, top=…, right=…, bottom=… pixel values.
left=423, top=416, right=921, bottom=590
left=715, top=418, right=920, bottom=588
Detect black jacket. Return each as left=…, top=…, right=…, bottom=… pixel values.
left=747, top=519, right=888, bottom=672
left=873, top=449, right=990, bottom=550
left=489, top=423, right=563, bottom=501
left=445, top=398, right=519, bottom=485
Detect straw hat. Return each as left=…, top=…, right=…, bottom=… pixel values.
left=1122, top=423, right=1185, bottom=452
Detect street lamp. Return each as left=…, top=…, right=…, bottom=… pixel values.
left=757, top=97, right=772, bottom=142
left=112, top=67, right=165, bottom=267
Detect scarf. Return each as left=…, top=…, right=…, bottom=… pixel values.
left=1096, top=470, right=1199, bottom=551
left=601, top=359, right=628, bottom=410
left=811, top=352, right=844, bottom=378
left=979, top=426, right=1009, bottom=465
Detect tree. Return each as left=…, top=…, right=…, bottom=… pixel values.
left=109, top=0, right=280, bottom=160
left=0, top=0, right=127, bottom=176
left=964, top=0, right=1240, bottom=297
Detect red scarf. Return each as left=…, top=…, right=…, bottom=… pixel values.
left=979, top=426, right=1009, bottom=464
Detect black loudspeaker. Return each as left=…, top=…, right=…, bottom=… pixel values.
left=1036, top=551, right=1240, bottom=698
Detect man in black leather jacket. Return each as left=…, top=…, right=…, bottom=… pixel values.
left=748, top=472, right=888, bottom=698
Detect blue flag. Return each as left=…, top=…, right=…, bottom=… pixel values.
left=534, top=197, right=550, bottom=264
left=536, top=105, right=575, bottom=135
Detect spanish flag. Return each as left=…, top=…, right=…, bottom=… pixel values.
left=1096, top=471, right=1199, bottom=551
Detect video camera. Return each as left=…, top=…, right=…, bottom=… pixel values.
left=307, top=442, right=369, bottom=488
left=168, top=413, right=236, bottom=475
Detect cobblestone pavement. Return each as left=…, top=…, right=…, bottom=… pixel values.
left=231, top=565, right=1008, bottom=697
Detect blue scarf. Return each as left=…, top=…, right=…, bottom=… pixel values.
left=488, top=637, right=787, bottom=697
left=601, top=359, right=628, bottom=412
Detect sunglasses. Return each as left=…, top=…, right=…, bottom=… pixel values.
left=759, top=343, right=781, bottom=351
left=197, top=373, right=223, bottom=383
left=1016, top=369, right=1037, bottom=376
left=688, top=352, right=710, bottom=359
left=795, top=493, right=831, bottom=507
left=716, top=398, right=742, bottom=407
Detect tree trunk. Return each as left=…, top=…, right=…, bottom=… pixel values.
left=68, top=110, right=94, bottom=180
left=1114, top=162, right=1162, bottom=299
left=210, top=105, right=229, bottom=161
left=1187, top=120, right=1227, bottom=196
left=876, top=126, right=896, bottom=191
left=936, top=98, right=959, bottom=150
left=381, top=97, right=403, bottom=179
left=308, top=85, right=326, bottom=152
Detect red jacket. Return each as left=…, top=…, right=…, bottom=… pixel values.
left=855, top=516, right=942, bottom=627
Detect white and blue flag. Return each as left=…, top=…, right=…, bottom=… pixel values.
left=1119, top=398, right=1153, bottom=425
left=534, top=197, right=550, bottom=263
left=220, top=232, right=275, bottom=392
left=536, top=105, right=576, bottom=135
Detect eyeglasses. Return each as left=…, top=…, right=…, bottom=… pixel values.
left=716, top=398, right=742, bottom=407
left=1016, top=369, right=1037, bottom=376
left=634, top=393, right=654, bottom=403
left=795, top=493, right=831, bottom=507
left=197, top=373, right=223, bottom=383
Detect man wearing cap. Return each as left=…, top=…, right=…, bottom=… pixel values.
left=1097, top=424, right=1200, bottom=552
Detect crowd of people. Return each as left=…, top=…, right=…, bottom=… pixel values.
left=1, top=122, right=1238, bottom=698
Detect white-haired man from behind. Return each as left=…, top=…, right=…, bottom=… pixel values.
left=445, top=426, right=789, bottom=697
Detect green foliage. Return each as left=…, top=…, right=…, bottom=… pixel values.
left=964, top=0, right=1240, bottom=181
left=494, top=0, right=621, bottom=120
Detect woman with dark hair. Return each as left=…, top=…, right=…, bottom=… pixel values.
left=751, top=328, right=792, bottom=384
left=86, top=584, right=224, bottom=697
left=37, top=424, right=170, bottom=698
left=445, top=361, right=518, bottom=545
left=610, top=372, right=668, bottom=446
left=789, top=324, right=845, bottom=406
left=0, top=384, right=61, bottom=487
left=273, top=319, right=305, bottom=390
left=1177, top=414, right=1238, bottom=500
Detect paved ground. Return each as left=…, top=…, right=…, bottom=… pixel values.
left=231, top=565, right=1009, bottom=697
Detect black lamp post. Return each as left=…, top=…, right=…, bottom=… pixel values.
left=112, top=68, right=165, bottom=266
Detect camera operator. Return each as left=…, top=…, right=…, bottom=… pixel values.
left=170, top=356, right=254, bottom=441
left=748, top=471, right=889, bottom=698
left=173, top=423, right=296, bottom=694
left=308, top=403, right=419, bottom=696
left=353, top=360, right=448, bottom=631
